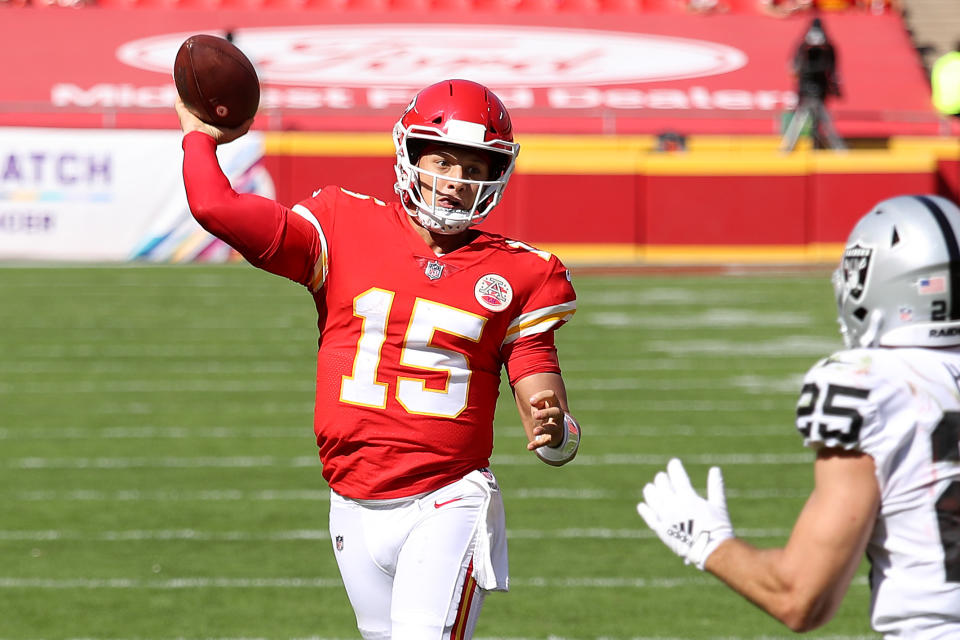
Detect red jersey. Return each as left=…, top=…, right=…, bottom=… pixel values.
left=181, top=132, right=576, bottom=499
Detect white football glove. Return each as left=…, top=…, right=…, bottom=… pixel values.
left=636, top=458, right=734, bottom=571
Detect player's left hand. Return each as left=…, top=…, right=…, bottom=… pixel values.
left=525, top=389, right=564, bottom=451
left=636, top=458, right=734, bottom=570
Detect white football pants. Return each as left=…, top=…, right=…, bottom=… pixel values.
left=329, top=469, right=508, bottom=640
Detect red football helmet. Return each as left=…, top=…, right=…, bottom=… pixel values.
left=393, top=79, right=520, bottom=234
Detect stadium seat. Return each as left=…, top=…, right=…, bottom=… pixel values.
left=160, top=0, right=224, bottom=9
left=347, top=0, right=389, bottom=10
left=83, top=0, right=136, bottom=7
left=639, top=0, right=681, bottom=11
left=428, top=0, right=474, bottom=10
left=595, top=0, right=641, bottom=11
left=556, top=0, right=601, bottom=11
left=514, top=0, right=559, bottom=11
left=236, top=0, right=301, bottom=9
left=299, top=0, right=351, bottom=9
left=470, top=0, right=515, bottom=11
left=722, top=0, right=761, bottom=12
left=384, top=0, right=429, bottom=9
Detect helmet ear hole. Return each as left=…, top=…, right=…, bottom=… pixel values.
left=853, top=307, right=868, bottom=321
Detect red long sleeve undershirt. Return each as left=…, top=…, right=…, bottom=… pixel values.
left=181, top=131, right=319, bottom=285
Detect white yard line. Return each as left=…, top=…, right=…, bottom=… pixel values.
left=6, top=487, right=807, bottom=502
left=645, top=337, right=839, bottom=357
left=0, top=528, right=791, bottom=542
left=4, top=453, right=812, bottom=470
left=0, top=575, right=864, bottom=591
left=0, top=426, right=308, bottom=440
left=582, top=310, right=812, bottom=329
left=0, top=380, right=314, bottom=394
left=0, top=636, right=880, bottom=640
left=573, top=399, right=784, bottom=412
left=0, top=424, right=795, bottom=440
left=0, top=377, right=800, bottom=395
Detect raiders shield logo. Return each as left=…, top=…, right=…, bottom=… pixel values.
left=841, top=244, right=873, bottom=301
left=425, top=260, right=445, bottom=281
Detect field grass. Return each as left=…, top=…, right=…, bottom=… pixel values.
left=0, top=264, right=881, bottom=640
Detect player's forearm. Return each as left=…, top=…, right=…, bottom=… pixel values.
left=513, top=373, right=580, bottom=465
left=181, top=131, right=284, bottom=259
left=704, top=539, right=834, bottom=632
left=182, top=131, right=239, bottom=220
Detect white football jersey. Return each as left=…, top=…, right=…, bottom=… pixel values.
left=796, top=347, right=960, bottom=638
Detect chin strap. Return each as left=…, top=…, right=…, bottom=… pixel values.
left=414, top=206, right=473, bottom=235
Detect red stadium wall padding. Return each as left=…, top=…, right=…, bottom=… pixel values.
left=262, top=155, right=398, bottom=207
left=493, top=174, right=642, bottom=244
left=939, top=160, right=960, bottom=203
left=643, top=174, right=808, bottom=245
left=261, top=141, right=947, bottom=263
left=808, top=171, right=937, bottom=243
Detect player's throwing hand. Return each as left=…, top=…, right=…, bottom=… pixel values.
left=175, top=98, right=253, bottom=145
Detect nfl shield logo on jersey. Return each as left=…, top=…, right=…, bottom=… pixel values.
left=335, top=535, right=344, bottom=551
left=841, top=244, right=873, bottom=301
left=425, top=260, right=445, bottom=281
left=475, top=274, right=513, bottom=311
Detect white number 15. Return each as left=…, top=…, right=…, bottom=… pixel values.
left=339, top=288, right=487, bottom=418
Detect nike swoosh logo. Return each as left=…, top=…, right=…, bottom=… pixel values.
left=434, top=498, right=463, bottom=509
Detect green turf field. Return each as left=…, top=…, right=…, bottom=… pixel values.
left=0, top=264, right=880, bottom=640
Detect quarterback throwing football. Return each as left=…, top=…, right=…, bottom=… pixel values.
left=638, top=194, right=960, bottom=637
left=175, top=79, right=581, bottom=639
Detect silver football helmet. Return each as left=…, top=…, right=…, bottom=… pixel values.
left=834, top=194, right=960, bottom=348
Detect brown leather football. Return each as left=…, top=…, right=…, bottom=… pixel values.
left=174, top=34, right=260, bottom=128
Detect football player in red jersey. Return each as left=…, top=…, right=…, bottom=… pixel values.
left=175, top=79, right=581, bottom=639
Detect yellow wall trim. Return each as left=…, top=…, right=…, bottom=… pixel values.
left=261, top=132, right=946, bottom=176
left=542, top=243, right=846, bottom=265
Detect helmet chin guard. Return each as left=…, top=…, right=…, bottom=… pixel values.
left=392, top=79, right=519, bottom=235
left=834, top=194, right=960, bottom=349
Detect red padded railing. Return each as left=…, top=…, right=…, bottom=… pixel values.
left=4, top=0, right=900, bottom=13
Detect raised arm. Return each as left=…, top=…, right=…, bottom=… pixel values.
left=176, top=99, right=321, bottom=286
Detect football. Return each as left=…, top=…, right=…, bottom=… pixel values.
left=173, top=34, right=260, bottom=128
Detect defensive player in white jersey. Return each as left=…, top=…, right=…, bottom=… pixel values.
left=637, top=194, right=960, bottom=637
left=175, top=79, right=582, bottom=639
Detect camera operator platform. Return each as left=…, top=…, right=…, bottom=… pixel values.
left=781, top=18, right=847, bottom=152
